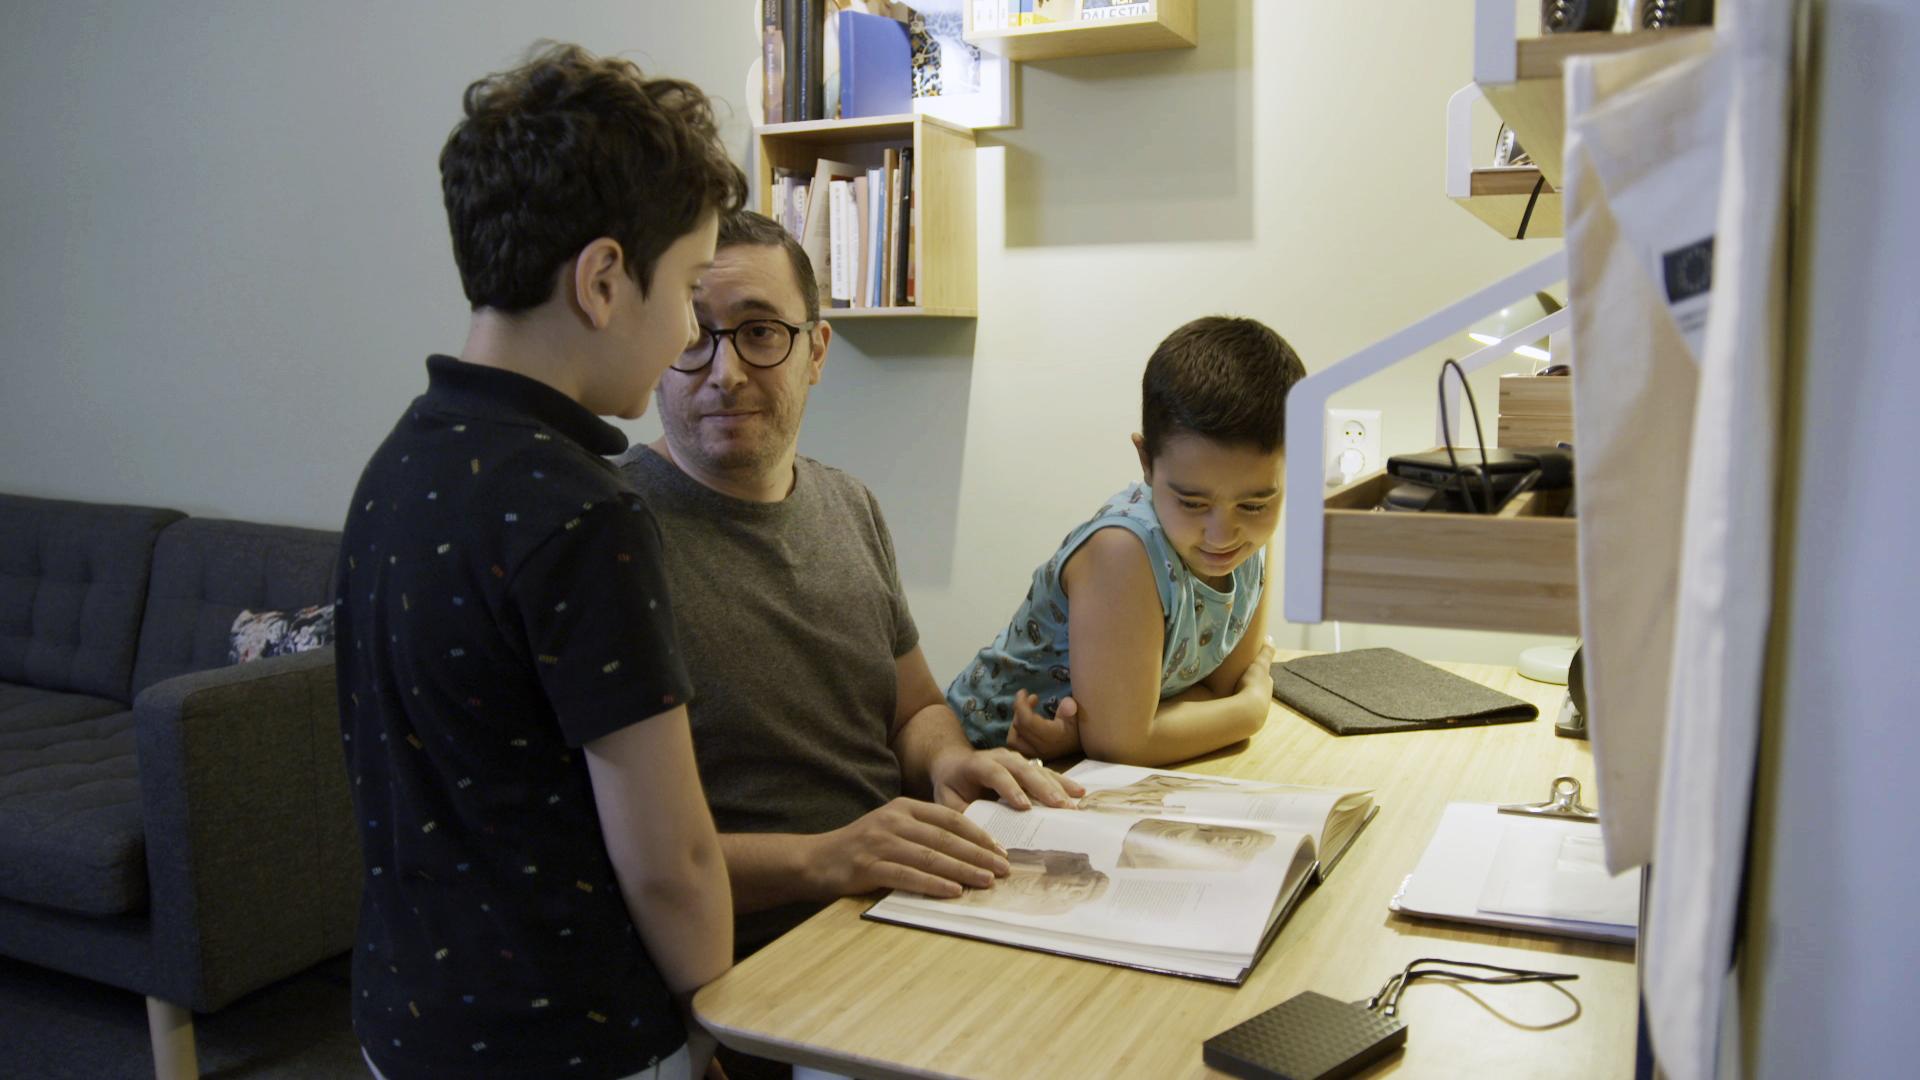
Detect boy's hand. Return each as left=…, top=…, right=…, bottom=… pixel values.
left=929, top=745, right=1084, bottom=813
left=808, top=797, right=1010, bottom=898
left=1007, top=690, right=1082, bottom=761
left=1236, top=638, right=1278, bottom=702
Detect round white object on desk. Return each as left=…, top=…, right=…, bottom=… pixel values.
left=1518, top=644, right=1577, bottom=684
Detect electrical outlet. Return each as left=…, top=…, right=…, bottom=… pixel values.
left=1325, top=409, right=1383, bottom=487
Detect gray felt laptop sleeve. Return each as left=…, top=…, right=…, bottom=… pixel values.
left=1270, top=648, right=1538, bottom=736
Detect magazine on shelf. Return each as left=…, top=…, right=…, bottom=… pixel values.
left=863, top=761, right=1378, bottom=984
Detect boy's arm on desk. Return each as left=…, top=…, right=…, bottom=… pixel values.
left=1062, top=530, right=1272, bottom=768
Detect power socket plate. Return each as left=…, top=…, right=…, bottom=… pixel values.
left=1325, top=409, right=1383, bottom=487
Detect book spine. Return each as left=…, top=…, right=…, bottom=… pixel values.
left=893, top=148, right=913, bottom=307
left=882, top=150, right=900, bottom=307
left=781, top=0, right=801, bottom=123
left=852, top=175, right=870, bottom=309
left=801, top=0, right=825, bottom=121
left=866, top=167, right=885, bottom=307
left=829, top=179, right=852, bottom=307
left=762, top=0, right=785, bottom=124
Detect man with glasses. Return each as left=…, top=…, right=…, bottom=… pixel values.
left=619, top=211, right=1081, bottom=977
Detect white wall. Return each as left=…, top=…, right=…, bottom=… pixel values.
left=0, top=2, right=1566, bottom=681
left=1743, top=0, right=1920, bottom=1074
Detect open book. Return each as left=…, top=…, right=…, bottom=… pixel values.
left=863, top=761, right=1377, bottom=984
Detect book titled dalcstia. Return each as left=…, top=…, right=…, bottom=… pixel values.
left=863, top=761, right=1377, bottom=984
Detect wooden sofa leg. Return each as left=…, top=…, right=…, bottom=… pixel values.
left=145, top=996, right=199, bottom=1080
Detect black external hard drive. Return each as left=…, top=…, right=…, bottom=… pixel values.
left=1203, top=991, right=1408, bottom=1080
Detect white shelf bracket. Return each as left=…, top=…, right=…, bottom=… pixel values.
left=1282, top=250, right=1567, bottom=626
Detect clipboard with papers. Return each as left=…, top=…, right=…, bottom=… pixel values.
left=1389, top=777, right=1640, bottom=944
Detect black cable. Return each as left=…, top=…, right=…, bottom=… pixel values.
left=1438, top=359, right=1495, bottom=512
left=1366, top=958, right=1579, bottom=1019
left=1516, top=175, right=1545, bottom=240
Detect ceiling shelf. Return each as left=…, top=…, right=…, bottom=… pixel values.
left=1452, top=166, right=1562, bottom=240
left=1475, top=22, right=1712, bottom=189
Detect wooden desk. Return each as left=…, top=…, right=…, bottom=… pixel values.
left=695, top=659, right=1636, bottom=1079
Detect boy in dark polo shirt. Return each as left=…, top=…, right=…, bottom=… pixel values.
left=334, top=44, right=745, bottom=1080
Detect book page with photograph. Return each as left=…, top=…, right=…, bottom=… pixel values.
left=865, top=801, right=1317, bottom=982
left=1066, top=761, right=1376, bottom=880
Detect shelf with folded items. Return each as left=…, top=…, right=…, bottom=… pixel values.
left=1317, top=460, right=1580, bottom=636
left=1475, top=20, right=1712, bottom=190
left=1453, top=166, right=1563, bottom=240
left=754, top=113, right=976, bottom=319
left=964, top=0, right=1196, bottom=62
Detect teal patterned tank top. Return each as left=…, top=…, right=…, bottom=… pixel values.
left=947, top=482, right=1265, bottom=748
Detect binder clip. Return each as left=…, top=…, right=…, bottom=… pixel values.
left=1498, top=776, right=1597, bottom=823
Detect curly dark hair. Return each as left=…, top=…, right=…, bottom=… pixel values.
left=439, top=42, right=748, bottom=313
left=1141, top=316, right=1308, bottom=459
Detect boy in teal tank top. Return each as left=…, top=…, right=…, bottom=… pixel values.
left=947, top=317, right=1306, bottom=767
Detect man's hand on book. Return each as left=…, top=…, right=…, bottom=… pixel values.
left=1007, top=690, right=1082, bottom=761
left=809, top=798, right=1011, bottom=899
left=929, top=745, right=1084, bottom=814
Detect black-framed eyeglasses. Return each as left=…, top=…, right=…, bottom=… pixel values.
left=672, top=318, right=816, bottom=373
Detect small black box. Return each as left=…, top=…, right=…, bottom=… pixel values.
left=1203, top=991, right=1408, bottom=1080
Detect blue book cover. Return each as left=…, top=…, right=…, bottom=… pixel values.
left=837, top=11, right=911, bottom=119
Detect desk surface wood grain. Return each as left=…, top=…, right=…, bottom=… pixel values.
left=694, top=656, right=1635, bottom=1079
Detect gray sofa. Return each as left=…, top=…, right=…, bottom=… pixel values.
left=0, top=493, right=358, bottom=1078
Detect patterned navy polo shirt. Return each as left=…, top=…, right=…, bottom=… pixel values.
left=336, top=356, right=694, bottom=1079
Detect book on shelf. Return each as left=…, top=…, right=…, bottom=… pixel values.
left=864, top=166, right=885, bottom=307
left=864, top=761, right=1378, bottom=984
left=761, top=0, right=786, bottom=123
left=881, top=147, right=900, bottom=306
left=852, top=175, right=871, bottom=308
left=1080, top=0, right=1154, bottom=20
left=837, top=9, right=912, bottom=119
left=892, top=147, right=913, bottom=305
left=827, top=178, right=855, bottom=308
left=794, top=0, right=826, bottom=121
left=800, top=158, right=861, bottom=309
left=781, top=0, right=803, bottom=122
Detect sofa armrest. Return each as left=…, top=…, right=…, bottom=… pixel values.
left=134, top=646, right=360, bottom=1011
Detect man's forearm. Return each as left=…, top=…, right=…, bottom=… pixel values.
left=890, top=703, right=973, bottom=799
left=718, top=832, right=826, bottom=914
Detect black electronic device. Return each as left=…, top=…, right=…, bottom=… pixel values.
left=1203, top=991, right=1408, bottom=1080
left=1387, top=447, right=1537, bottom=489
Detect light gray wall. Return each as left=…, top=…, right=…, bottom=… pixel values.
left=1, top=2, right=1565, bottom=681
left=0, top=0, right=754, bottom=519
left=1744, top=0, right=1920, bottom=1074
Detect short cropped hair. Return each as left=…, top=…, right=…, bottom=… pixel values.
left=1140, top=316, right=1308, bottom=459
left=717, top=210, right=820, bottom=322
left=440, top=43, right=747, bottom=313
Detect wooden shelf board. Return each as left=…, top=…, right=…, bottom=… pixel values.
left=823, top=305, right=975, bottom=319
left=755, top=113, right=967, bottom=146
left=1452, top=167, right=1561, bottom=239
left=966, top=2, right=1195, bottom=62
left=1479, top=27, right=1712, bottom=190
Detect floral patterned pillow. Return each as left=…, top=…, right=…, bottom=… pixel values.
left=228, top=604, right=335, bottom=664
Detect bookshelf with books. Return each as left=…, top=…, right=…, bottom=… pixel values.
left=964, top=0, right=1195, bottom=62
left=755, top=113, right=977, bottom=319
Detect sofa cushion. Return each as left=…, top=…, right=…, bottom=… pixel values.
left=131, top=519, right=340, bottom=697
left=0, top=495, right=184, bottom=702
left=0, top=682, right=146, bottom=915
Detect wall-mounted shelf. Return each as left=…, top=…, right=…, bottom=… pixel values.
left=1473, top=0, right=1713, bottom=190
left=755, top=113, right=976, bottom=319
left=1284, top=250, right=1575, bottom=633
left=1321, top=467, right=1580, bottom=635
left=965, top=0, right=1195, bottom=62
left=1453, top=166, right=1562, bottom=239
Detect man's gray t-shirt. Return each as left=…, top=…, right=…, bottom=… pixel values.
left=620, top=446, right=915, bottom=953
